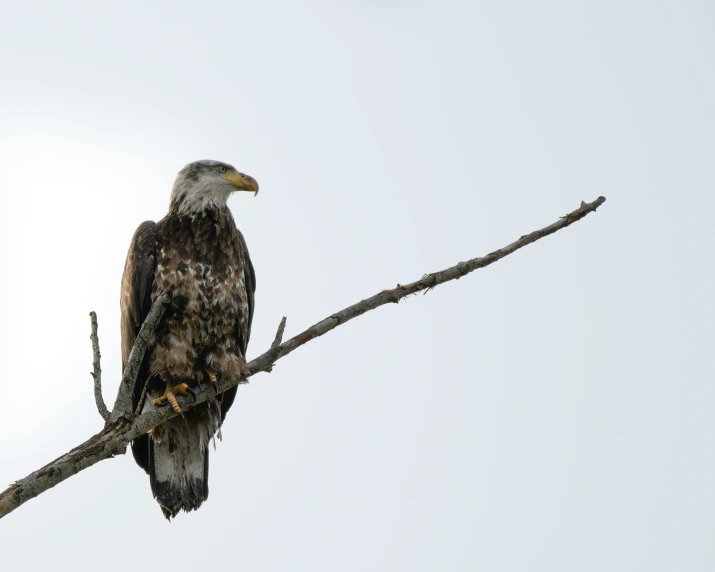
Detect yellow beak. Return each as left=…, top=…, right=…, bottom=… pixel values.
left=221, top=172, right=259, bottom=196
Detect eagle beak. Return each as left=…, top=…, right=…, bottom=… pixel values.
left=222, top=172, right=259, bottom=196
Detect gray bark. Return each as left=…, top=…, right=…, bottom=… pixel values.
left=89, top=311, right=110, bottom=422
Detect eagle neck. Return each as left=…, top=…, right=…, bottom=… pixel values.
left=168, top=203, right=232, bottom=222
left=169, top=178, right=232, bottom=215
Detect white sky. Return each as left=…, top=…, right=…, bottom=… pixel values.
left=1, top=1, right=714, bottom=570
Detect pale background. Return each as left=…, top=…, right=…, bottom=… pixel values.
left=1, top=1, right=714, bottom=570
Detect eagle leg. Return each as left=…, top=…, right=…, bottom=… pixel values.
left=151, top=383, right=194, bottom=413
left=206, top=369, right=218, bottom=383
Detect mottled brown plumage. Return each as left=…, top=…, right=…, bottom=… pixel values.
left=120, top=160, right=256, bottom=519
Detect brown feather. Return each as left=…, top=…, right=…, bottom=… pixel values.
left=119, top=202, right=255, bottom=518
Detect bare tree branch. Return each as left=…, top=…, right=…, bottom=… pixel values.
left=266, top=316, right=287, bottom=373
left=272, top=316, right=288, bottom=348
left=0, top=196, right=606, bottom=520
left=89, top=311, right=110, bottom=422
left=109, top=292, right=171, bottom=424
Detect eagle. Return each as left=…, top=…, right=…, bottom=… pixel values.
left=120, top=160, right=257, bottom=519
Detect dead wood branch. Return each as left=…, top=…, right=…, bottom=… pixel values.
left=0, top=196, right=606, bottom=519
left=272, top=316, right=288, bottom=348
left=90, top=311, right=110, bottom=422
left=266, top=316, right=288, bottom=372
left=109, top=292, right=171, bottom=424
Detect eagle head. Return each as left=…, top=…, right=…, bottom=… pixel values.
left=170, top=160, right=259, bottom=214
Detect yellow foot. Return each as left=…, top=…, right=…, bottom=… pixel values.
left=151, top=383, right=192, bottom=413
left=206, top=369, right=218, bottom=383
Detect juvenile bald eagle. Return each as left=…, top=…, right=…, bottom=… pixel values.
left=120, top=160, right=257, bottom=519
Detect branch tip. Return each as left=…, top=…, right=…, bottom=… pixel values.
left=266, top=316, right=288, bottom=372
left=271, top=316, right=287, bottom=349
left=90, top=311, right=110, bottom=422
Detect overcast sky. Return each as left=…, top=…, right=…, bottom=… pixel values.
left=1, top=1, right=714, bottom=570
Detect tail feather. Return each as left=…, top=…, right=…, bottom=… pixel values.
left=148, top=411, right=215, bottom=520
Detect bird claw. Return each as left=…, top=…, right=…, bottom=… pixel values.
left=151, top=383, right=193, bottom=413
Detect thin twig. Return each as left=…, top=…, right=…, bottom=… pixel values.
left=0, top=196, right=606, bottom=520
left=89, top=312, right=110, bottom=422
left=272, top=317, right=287, bottom=348
left=266, top=316, right=287, bottom=372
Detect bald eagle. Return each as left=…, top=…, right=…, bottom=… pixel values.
left=120, top=160, right=257, bottom=519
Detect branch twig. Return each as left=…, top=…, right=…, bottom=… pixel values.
left=109, top=292, right=171, bottom=423
left=0, top=196, right=606, bottom=520
left=266, top=316, right=287, bottom=373
left=272, top=317, right=287, bottom=348
left=89, top=312, right=109, bottom=422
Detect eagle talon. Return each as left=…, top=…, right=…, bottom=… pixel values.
left=151, top=383, right=192, bottom=413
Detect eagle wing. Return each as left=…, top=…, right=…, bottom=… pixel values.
left=220, top=227, right=256, bottom=422
left=120, top=220, right=157, bottom=474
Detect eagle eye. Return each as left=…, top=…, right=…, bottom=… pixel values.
left=220, top=166, right=227, bottom=173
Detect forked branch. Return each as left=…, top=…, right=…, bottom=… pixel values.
left=0, top=196, right=606, bottom=519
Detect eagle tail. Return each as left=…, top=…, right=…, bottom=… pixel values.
left=148, top=411, right=216, bottom=520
